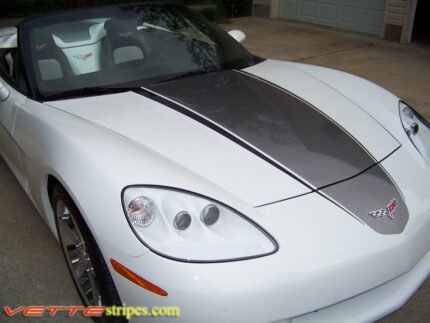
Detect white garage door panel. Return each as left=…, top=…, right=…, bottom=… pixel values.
left=319, top=3, right=338, bottom=22
left=283, top=0, right=298, bottom=14
left=299, top=0, right=317, bottom=18
left=339, top=7, right=357, bottom=25
left=279, top=0, right=385, bottom=35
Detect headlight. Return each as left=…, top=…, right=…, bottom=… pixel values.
left=122, top=186, right=277, bottom=262
left=399, top=101, right=430, bottom=164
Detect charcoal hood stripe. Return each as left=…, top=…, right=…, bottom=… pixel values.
left=321, top=163, right=409, bottom=234
left=143, top=70, right=375, bottom=189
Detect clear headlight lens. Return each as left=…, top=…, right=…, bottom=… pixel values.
left=127, top=196, right=156, bottom=227
left=122, top=187, right=277, bottom=262
left=399, top=101, right=430, bottom=164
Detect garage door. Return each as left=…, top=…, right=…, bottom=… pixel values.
left=279, top=0, right=386, bottom=35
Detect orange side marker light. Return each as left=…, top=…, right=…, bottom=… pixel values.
left=110, top=258, right=168, bottom=297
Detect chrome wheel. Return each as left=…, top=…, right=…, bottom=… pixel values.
left=56, top=199, right=102, bottom=306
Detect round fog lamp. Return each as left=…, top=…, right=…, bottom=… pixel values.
left=127, top=196, right=156, bottom=227
left=201, top=204, right=220, bottom=226
left=173, top=211, right=192, bottom=230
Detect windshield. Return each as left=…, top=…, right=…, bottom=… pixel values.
left=20, top=3, right=256, bottom=99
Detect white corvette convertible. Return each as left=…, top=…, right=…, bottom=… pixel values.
left=1, top=3, right=430, bottom=322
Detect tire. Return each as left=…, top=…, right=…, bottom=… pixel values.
left=51, top=184, right=126, bottom=322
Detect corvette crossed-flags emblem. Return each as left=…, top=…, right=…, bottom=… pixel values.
left=368, top=199, right=398, bottom=220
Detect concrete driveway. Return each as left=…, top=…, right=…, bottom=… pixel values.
left=1, top=16, right=430, bottom=322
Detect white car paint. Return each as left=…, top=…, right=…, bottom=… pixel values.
left=0, top=27, right=17, bottom=48
left=113, top=139, right=430, bottom=323
left=286, top=61, right=407, bottom=142
left=45, top=91, right=311, bottom=207
left=228, top=30, right=246, bottom=43
left=1, top=24, right=430, bottom=321
left=243, top=60, right=401, bottom=162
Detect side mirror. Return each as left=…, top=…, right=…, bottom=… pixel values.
left=228, top=30, right=246, bottom=43
left=0, top=82, right=10, bottom=101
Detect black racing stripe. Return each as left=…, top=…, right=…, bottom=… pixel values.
left=141, top=70, right=376, bottom=189
left=135, top=87, right=314, bottom=190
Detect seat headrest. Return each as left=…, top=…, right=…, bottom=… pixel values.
left=32, top=29, right=55, bottom=54
left=104, top=19, right=138, bottom=40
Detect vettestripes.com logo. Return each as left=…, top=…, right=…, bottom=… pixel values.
left=3, top=304, right=180, bottom=319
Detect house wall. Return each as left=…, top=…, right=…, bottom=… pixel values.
left=253, top=0, right=418, bottom=43
left=381, top=0, right=417, bottom=43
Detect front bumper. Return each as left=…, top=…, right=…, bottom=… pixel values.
left=107, top=142, right=430, bottom=323
left=290, top=248, right=430, bottom=323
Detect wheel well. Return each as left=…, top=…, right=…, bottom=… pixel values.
left=47, top=175, right=62, bottom=207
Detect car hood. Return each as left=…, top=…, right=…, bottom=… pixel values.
left=46, top=60, right=400, bottom=206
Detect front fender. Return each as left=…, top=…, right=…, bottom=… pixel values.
left=13, top=99, right=248, bottom=258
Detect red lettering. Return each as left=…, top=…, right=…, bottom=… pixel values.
left=65, top=306, right=85, bottom=316
left=84, top=306, right=106, bottom=317
left=3, top=306, right=24, bottom=316
left=23, top=306, right=45, bottom=317
left=46, top=306, right=66, bottom=316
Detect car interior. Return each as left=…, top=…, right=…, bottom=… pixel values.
left=0, top=34, right=28, bottom=94
left=1, top=4, right=251, bottom=99
left=23, top=15, right=221, bottom=97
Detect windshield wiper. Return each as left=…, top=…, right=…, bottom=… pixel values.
left=43, top=86, right=138, bottom=101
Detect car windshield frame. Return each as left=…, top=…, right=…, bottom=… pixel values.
left=18, top=2, right=258, bottom=101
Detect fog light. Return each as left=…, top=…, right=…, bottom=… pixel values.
left=127, top=196, right=156, bottom=227
left=201, top=204, right=220, bottom=226
left=173, top=211, right=191, bottom=230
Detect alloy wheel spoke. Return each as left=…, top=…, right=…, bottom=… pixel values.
left=87, top=270, right=102, bottom=306
left=56, top=199, right=102, bottom=306
left=58, top=213, right=80, bottom=245
left=73, top=259, right=89, bottom=279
